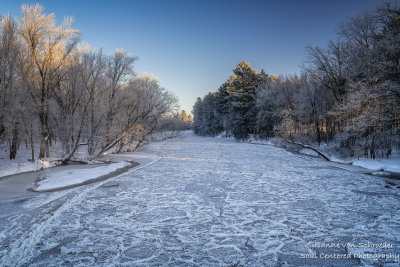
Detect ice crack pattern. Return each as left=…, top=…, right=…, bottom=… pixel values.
left=0, top=132, right=399, bottom=266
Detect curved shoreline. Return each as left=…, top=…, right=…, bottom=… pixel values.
left=30, top=161, right=140, bottom=193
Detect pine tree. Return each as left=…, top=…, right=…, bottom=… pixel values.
left=228, top=61, right=263, bottom=139
left=192, top=97, right=203, bottom=135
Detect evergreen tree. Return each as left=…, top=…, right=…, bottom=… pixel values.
left=192, top=97, right=203, bottom=135
left=215, top=75, right=235, bottom=136
left=193, top=61, right=268, bottom=139
left=228, top=61, right=263, bottom=139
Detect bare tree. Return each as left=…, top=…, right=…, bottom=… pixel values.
left=0, top=15, right=23, bottom=159
left=17, top=4, right=80, bottom=159
left=96, top=73, right=178, bottom=157
left=104, top=49, right=135, bottom=143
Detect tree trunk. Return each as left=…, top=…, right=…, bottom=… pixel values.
left=0, top=116, right=5, bottom=143
left=45, top=110, right=50, bottom=157
left=29, top=124, right=35, bottom=161
left=105, top=111, right=114, bottom=144
left=88, top=98, right=94, bottom=155
left=9, top=121, right=19, bottom=159
left=315, top=119, right=321, bottom=145
left=39, top=107, right=49, bottom=160
left=116, top=140, right=125, bottom=154
left=370, top=136, right=375, bottom=159
left=132, top=139, right=143, bottom=152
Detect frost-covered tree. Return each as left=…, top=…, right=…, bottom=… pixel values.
left=192, top=97, right=203, bottom=135
left=192, top=93, right=222, bottom=136
left=17, top=4, right=80, bottom=159
left=180, top=110, right=192, bottom=122
left=227, top=61, right=264, bottom=139
left=103, top=49, right=135, bottom=144
left=96, top=73, right=178, bottom=156
left=192, top=1, right=399, bottom=159
left=202, top=92, right=223, bottom=136
left=215, top=75, right=235, bottom=135
left=0, top=4, right=181, bottom=163
left=256, top=77, right=279, bottom=138
left=0, top=15, right=23, bottom=159
left=193, top=61, right=268, bottom=139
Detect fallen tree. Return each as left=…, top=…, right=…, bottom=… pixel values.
left=283, top=139, right=330, bottom=161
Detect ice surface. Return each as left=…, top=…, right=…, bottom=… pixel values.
left=0, top=132, right=399, bottom=266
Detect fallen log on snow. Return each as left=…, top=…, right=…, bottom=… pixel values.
left=283, top=139, right=330, bottom=161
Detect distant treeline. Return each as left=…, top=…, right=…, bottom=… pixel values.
left=193, top=1, right=400, bottom=159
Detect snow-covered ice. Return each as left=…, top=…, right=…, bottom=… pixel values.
left=0, top=132, right=399, bottom=266
left=33, top=162, right=131, bottom=192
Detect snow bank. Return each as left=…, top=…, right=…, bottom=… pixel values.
left=294, top=143, right=400, bottom=173
left=148, top=130, right=183, bottom=142
left=297, top=148, right=318, bottom=157
left=352, top=157, right=400, bottom=173
left=0, top=142, right=90, bottom=178
left=0, top=159, right=57, bottom=178
left=33, top=162, right=130, bottom=191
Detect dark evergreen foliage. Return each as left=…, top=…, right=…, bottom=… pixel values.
left=193, top=2, right=400, bottom=159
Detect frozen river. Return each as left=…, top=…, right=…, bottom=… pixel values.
left=0, top=132, right=399, bottom=266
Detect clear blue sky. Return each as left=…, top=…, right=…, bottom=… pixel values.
left=1, top=0, right=384, bottom=113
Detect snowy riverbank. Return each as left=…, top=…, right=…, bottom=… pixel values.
left=242, top=135, right=400, bottom=174
left=0, top=131, right=182, bottom=179
left=0, top=143, right=87, bottom=178
left=32, top=161, right=132, bottom=192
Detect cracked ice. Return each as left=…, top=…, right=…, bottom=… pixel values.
left=0, top=132, right=399, bottom=266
